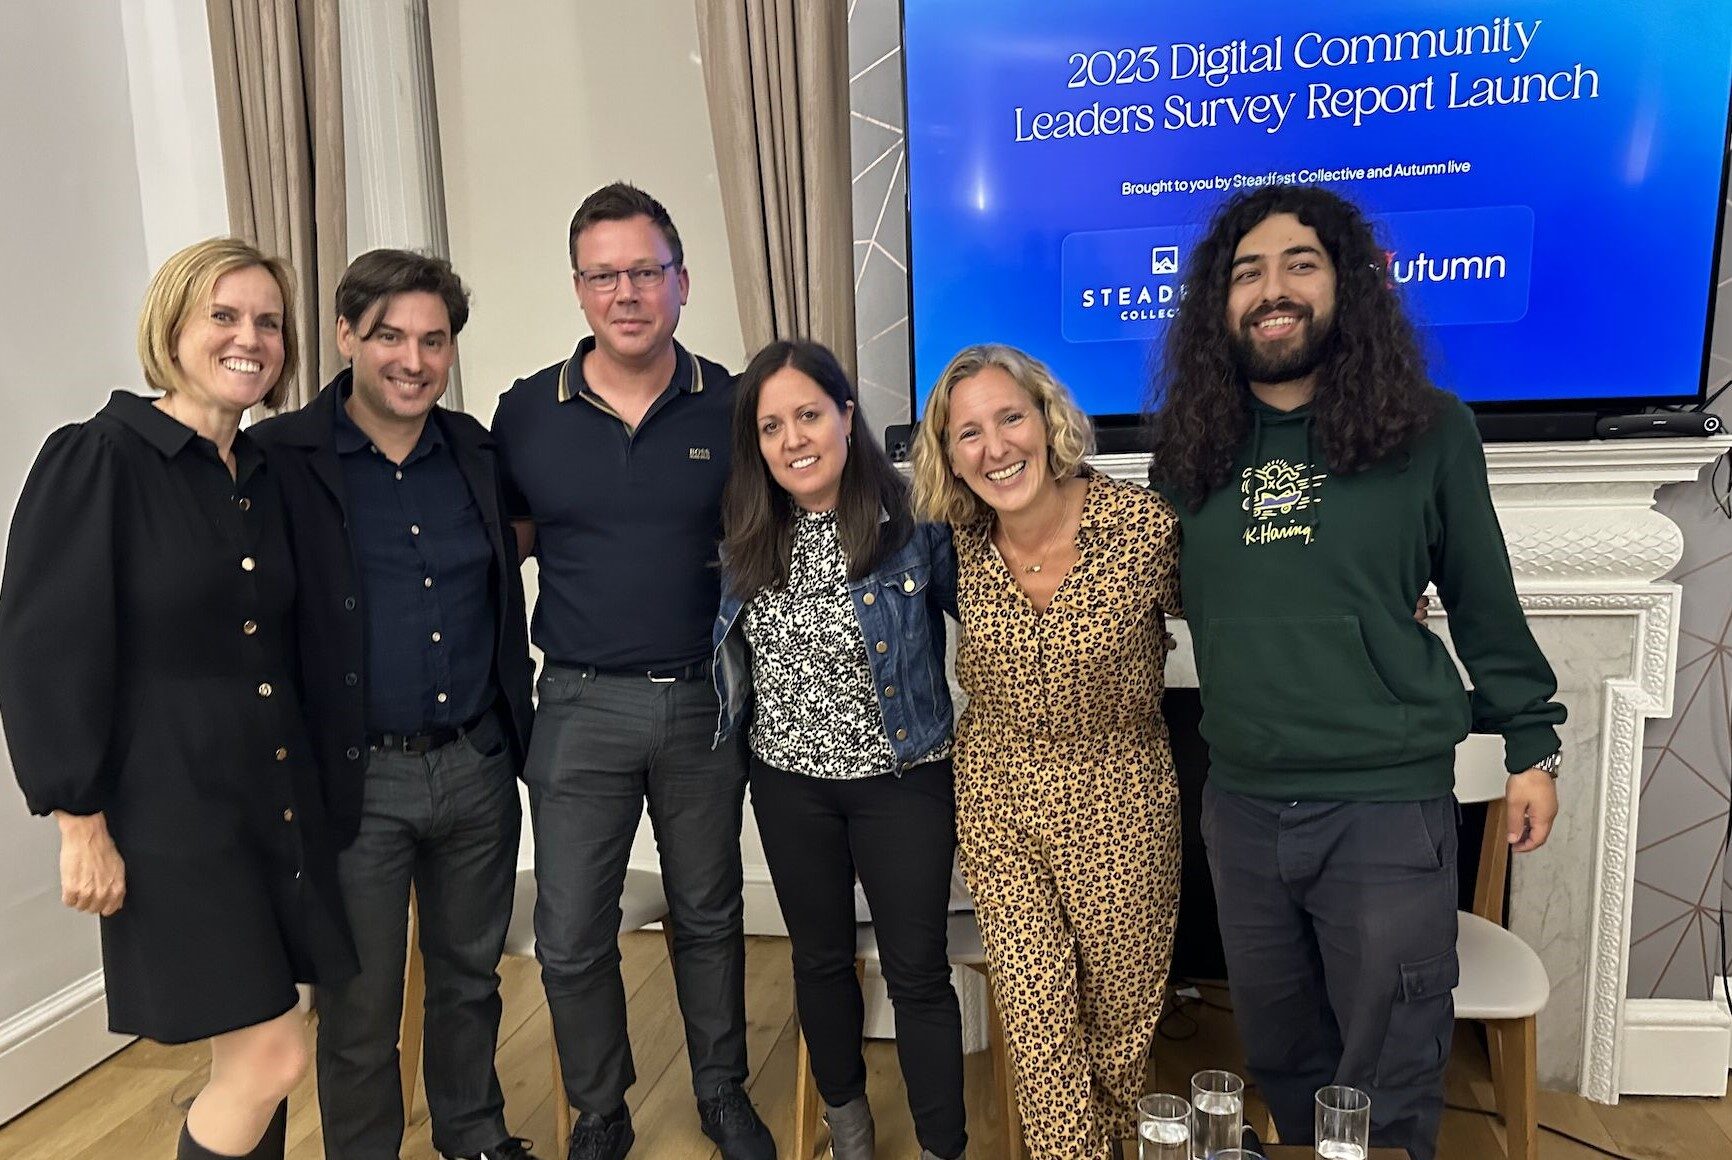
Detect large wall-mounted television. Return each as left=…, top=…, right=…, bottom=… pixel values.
left=902, top=0, right=1732, bottom=430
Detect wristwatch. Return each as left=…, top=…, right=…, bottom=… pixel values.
left=1534, top=750, right=1562, bottom=779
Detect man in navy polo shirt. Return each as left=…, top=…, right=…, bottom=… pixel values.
left=492, top=183, right=774, bottom=1160
left=253, top=251, right=536, bottom=1160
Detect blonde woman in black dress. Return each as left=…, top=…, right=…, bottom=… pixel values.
left=0, top=238, right=355, bottom=1159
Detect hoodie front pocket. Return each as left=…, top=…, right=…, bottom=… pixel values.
left=1198, top=615, right=1410, bottom=770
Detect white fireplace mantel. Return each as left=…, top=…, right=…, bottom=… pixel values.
left=1095, top=437, right=1732, bottom=1102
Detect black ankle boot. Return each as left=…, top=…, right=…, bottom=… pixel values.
left=176, top=1101, right=288, bottom=1160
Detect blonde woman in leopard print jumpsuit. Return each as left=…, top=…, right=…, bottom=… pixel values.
left=914, top=344, right=1182, bottom=1160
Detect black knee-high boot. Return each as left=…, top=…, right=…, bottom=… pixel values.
left=176, top=1100, right=287, bottom=1160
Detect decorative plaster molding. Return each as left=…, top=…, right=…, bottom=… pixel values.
left=1094, top=441, right=1730, bottom=496
left=1519, top=588, right=1677, bottom=713
left=1482, top=438, right=1732, bottom=489
left=1499, top=515, right=1683, bottom=582
left=1588, top=682, right=1646, bottom=1102
left=1453, top=587, right=1675, bottom=1102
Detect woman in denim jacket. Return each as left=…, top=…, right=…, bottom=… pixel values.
left=713, top=340, right=965, bottom=1160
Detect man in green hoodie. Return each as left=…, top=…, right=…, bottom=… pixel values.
left=1147, top=185, right=1564, bottom=1160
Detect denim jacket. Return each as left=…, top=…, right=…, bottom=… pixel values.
left=713, top=520, right=958, bottom=771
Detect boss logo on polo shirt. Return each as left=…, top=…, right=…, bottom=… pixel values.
left=688, top=447, right=712, bottom=461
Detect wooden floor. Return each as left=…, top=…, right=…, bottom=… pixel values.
left=3, top=932, right=1730, bottom=1159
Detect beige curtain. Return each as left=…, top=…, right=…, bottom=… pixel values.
left=207, top=0, right=345, bottom=412
left=696, top=0, right=857, bottom=375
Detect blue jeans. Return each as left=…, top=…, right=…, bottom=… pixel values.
left=1201, top=783, right=1460, bottom=1160
left=314, top=712, right=520, bottom=1159
left=526, top=665, right=749, bottom=1114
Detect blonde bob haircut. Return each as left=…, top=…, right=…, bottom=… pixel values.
left=912, top=343, right=1096, bottom=526
left=137, top=237, right=298, bottom=410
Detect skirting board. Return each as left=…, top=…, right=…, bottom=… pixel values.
left=743, top=869, right=785, bottom=938
left=0, top=971, right=132, bottom=1125
left=1618, top=998, right=1731, bottom=1097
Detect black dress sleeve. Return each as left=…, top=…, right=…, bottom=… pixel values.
left=0, top=423, right=123, bottom=816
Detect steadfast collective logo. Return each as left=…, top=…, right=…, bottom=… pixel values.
left=1063, top=225, right=1193, bottom=341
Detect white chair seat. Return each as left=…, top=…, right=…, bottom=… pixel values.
left=855, top=910, right=988, bottom=967
left=501, top=866, right=670, bottom=959
left=1454, top=910, right=1549, bottom=1020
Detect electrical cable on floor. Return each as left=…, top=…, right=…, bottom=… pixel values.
left=1444, top=1099, right=1637, bottom=1160
left=1156, top=997, right=1199, bottom=1042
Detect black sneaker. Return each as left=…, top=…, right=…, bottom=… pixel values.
left=566, top=1109, right=634, bottom=1160
left=443, top=1139, right=542, bottom=1160
left=697, top=1083, right=775, bottom=1160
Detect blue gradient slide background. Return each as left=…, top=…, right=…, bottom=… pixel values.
left=903, top=1, right=1732, bottom=416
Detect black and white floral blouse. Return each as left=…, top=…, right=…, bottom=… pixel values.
left=744, top=508, right=949, bottom=779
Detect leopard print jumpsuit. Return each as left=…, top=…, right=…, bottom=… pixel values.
left=953, top=471, right=1183, bottom=1160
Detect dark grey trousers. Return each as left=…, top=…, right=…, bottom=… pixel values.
left=315, top=713, right=520, bottom=1159
left=1201, top=782, right=1459, bottom=1160
left=525, top=665, right=749, bottom=1115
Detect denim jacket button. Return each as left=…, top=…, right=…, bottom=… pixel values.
left=863, top=592, right=876, bottom=606
left=875, top=641, right=888, bottom=654
left=903, top=577, right=915, bottom=592
left=884, top=685, right=897, bottom=697
left=896, top=728, right=907, bottom=741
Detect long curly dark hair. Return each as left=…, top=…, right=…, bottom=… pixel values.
left=1147, top=185, right=1446, bottom=509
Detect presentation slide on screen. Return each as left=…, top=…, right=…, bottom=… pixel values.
left=903, top=1, right=1732, bottom=416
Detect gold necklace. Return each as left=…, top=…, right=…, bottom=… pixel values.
left=1000, top=486, right=1069, bottom=574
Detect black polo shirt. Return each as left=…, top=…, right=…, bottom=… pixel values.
left=335, top=394, right=497, bottom=734
left=492, top=337, right=733, bottom=670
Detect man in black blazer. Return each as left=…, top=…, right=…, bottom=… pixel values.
left=252, top=250, right=536, bottom=1160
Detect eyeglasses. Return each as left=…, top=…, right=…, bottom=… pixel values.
left=576, top=260, right=678, bottom=293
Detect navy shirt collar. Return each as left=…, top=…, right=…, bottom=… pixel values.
left=556, top=336, right=705, bottom=404
left=333, top=374, right=446, bottom=465
left=101, top=389, right=265, bottom=483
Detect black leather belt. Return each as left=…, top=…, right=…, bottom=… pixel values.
left=575, top=659, right=712, bottom=684
left=368, top=710, right=490, bottom=755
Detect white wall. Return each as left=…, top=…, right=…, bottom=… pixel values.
left=427, top=2, right=778, bottom=924
left=0, top=0, right=225, bottom=1123
left=427, top=0, right=746, bottom=411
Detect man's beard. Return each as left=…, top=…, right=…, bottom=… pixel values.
left=1230, top=304, right=1334, bottom=385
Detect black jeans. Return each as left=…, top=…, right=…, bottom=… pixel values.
left=525, top=665, right=749, bottom=1114
left=750, top=755, right=967, bottom=1160
left=314, top=713, right=520, bottom=1159
left=1201, top=783, right=1460, bottom=1160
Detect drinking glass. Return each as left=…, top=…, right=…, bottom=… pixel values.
left=1137, top=1093, right=1191, bottom=1160
left=1314, top=1084, right=1371, bottom=1160
left=1189, top=1070, right=1245, bottom=1160
left=1211, top=1151, right=1267, bottom=1160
